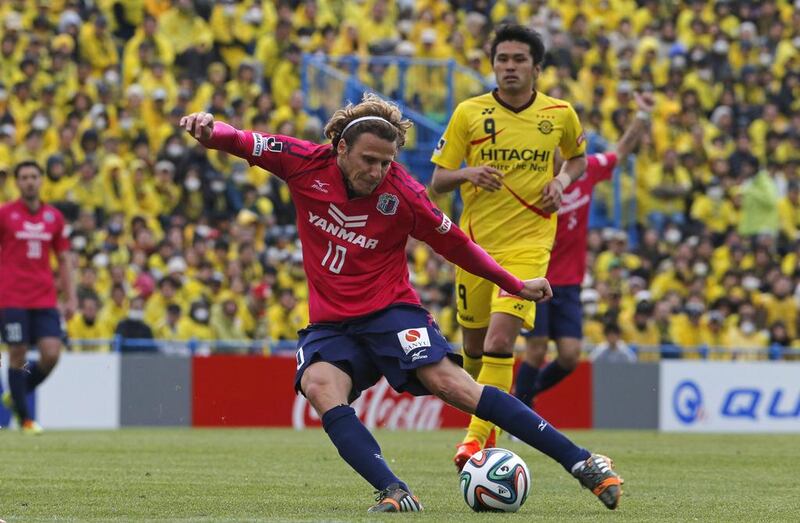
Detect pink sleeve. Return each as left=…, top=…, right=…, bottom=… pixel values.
left=588, top=152, right=617, bottom=184
left=399, top=169, right=524, bottom=295
left=438, top=241, right=525, bottom=295
left=200, top=122, right=312, bottom=181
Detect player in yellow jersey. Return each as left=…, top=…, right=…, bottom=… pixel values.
left=430, top=25, right=588, bottom=471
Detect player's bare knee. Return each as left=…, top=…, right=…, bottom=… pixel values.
left=483, top=333, right=515, bottom=355
left=8, top=345, right=27, bottom=368
left=556, top=340, right=581, bottom=370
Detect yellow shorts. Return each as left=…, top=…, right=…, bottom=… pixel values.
left=455, top=249, right=550, bottom=330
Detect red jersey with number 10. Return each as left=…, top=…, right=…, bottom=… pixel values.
left=0, top=200, right=69, bottom=308
left=547, top=152, right=617, bottom=286
left=202, top=123, right=523, bottom=323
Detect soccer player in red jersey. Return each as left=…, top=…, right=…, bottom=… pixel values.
left=181, top=93, right=621, bottom=512
left=0, top=161, right=76, bottom=434
left=514, top=92, right=655, bottom=406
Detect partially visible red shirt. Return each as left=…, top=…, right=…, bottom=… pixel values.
left=547, top=152, right=617, bottom=286
left=0, top=200, right=69, bottom=308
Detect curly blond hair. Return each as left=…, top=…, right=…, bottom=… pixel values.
left=324, top=92, right=413, bottom=148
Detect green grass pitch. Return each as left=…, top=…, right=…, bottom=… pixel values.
left=0, top=428, right=796, bottom=522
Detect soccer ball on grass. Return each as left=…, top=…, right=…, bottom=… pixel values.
left=459, top=448, right=531, bottom=512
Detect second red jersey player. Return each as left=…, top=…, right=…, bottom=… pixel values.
left=547, top=152, right=617, bottom=286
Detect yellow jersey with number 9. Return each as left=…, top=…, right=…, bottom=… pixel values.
left=431, top=90, right=586, bottom=255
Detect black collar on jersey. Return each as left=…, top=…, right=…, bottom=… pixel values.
left=492, top=89, right=537, bottom=113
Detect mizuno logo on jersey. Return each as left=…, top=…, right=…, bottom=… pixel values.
left=308, top=210, right=378, bottom=249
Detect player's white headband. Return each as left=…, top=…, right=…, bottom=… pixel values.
left=341, top=116, right=393, bottom=139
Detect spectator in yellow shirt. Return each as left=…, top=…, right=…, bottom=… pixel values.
left=158, top=0, right=214, bottom=79
left=177, top=300, right=215, bottom=351
left=79, top=15, right=119, bottom=76
left=641, top=148, right=691, bottom=232
left=621, top=300, right=660, bottom=361
left=756, top=276, right=799, bottom=339
left=268, top=288, right=308, bottom=343
left=67, top=294, right=113, bottom=352
left=98, top=283, right=129, bottom=334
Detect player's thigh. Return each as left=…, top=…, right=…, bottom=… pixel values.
left=489, top=252, right=550, bottom=330
left=549, top=285, right=583, bottom=341
left=294, top=327, right=377, bottom=404
left=358, top=305, right=463, bottom=397
left=33, top=308, right=64, bottom=365
left=300, top=361, right=354, bottom=414
left=455, top=267, right=492, bottom=329
left=416, top=356, right=481, bottom=413
left=1, top=308, right=33, bottom=347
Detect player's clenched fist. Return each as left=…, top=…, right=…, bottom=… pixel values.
left=463, top=165, right=504, bottom=192
left=180, top=112, right=215, bottom=141
left=517, top=277, right=553, bottom=303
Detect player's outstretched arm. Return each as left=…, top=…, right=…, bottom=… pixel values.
left=614, top=91, right=654, bottom=159
left=431, top=165, right=504, bottom=194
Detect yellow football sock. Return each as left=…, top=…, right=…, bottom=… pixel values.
left=461, top=352, right=483, bottom=381
left=463, top=354, right=514, bottom=445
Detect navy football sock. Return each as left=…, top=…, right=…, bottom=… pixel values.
left=321, top=405, right=409, bottom=493
left=476, top=386, right=590, bottom=472
left=513, top=361, right=540, bottom=406
left=534, top=360, right=572, bottom=396
left=8, top=367, right=30, bottom=421
left=26, top=362, right=50, bottom=390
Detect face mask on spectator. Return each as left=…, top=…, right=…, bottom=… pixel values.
left=95, top=117, right=107, bottom=130
left=104, top=70, right=120, bottom=85
left=233, top=172, right=248, bottom=185
left=193, top=308, right=209, bottom=322
left=708, top=186, right=724, bottom=200
left=245, top=7, right=262, bottom=23
left=31, top=114, right=49, bottom=131
left=583, top=302, right=598, bottom=316
left=185, top=177, right=201, bottom=191
left=120, top=117, right=133, bottom=130
left=740, top=321, right=755, bottom=335
left=72, top=235, right=87, bottom=251
left=698, top=68, right=712, bottom=81
left=665, top=228, right=681, bottom=244
left=211, top=180, right=226, bottom=193
left=167, top=143, right=185, bottom=157
left=93, top=252, right=109, bottom=268
left=693, top=262, right=708, bottom=277
left=742, top=276, right=760, bottom=291
left=128, top=309, right=145, bottom=321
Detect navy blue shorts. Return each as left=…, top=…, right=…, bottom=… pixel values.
left=524, top=285, right=582, bottom=340
left=0, top=308, right=63, bottom=345
left=294, top=304, right=462, bottom=402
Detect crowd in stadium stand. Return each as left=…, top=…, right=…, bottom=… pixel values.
left=0, top=0, right=798, bottom=359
